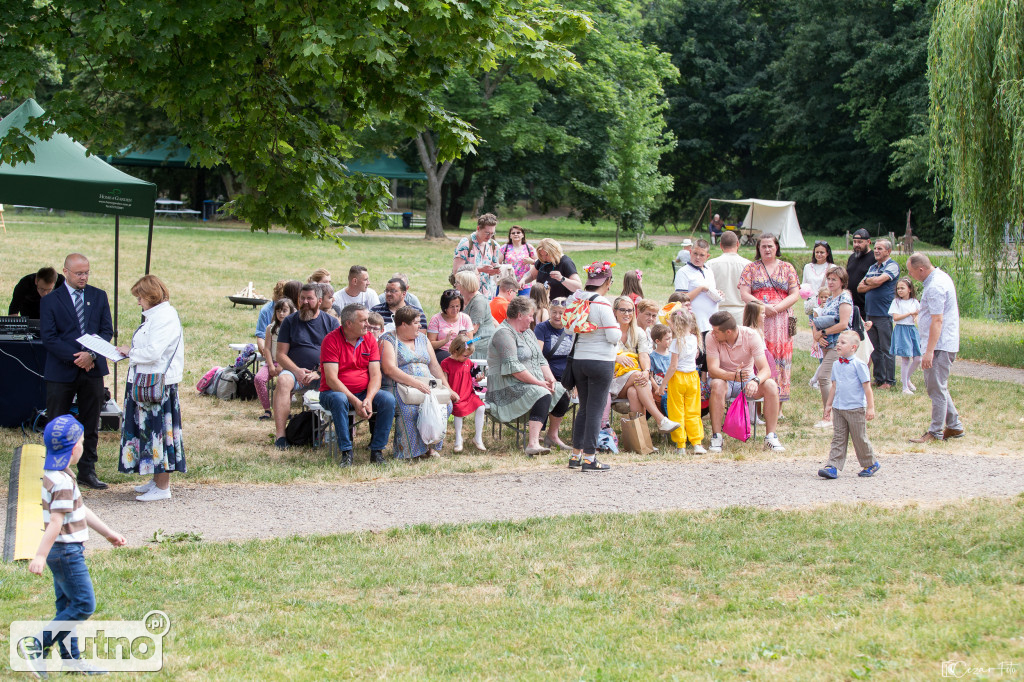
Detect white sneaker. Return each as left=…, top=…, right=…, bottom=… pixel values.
left=136, top=487, right=171, bottom=502
left=764, top=433, right=786, bottom=452
left=692, top=443, right=707, bottom=454
left=134, top=479, right=156, bottom=494
left=908, top=382, right=917, bottom=392
left=675, top=447, right=687, bottom=456
left=814, top=419, right=832, bottom=429
left=657, top=417, right=680, bottom=433
left=902, top=388, right=914, bottom=396
left=709, top=433, right=723, bottom=453
left=62, top=658, right=109, bottom=674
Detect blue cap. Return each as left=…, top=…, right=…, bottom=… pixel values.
left=43, top=415, right=84, bottom=470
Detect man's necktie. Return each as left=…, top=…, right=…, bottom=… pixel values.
left=74, top=289, right=86, bottom=332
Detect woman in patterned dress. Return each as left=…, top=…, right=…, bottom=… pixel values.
left=498, top=225, right=538, bottom=294
left=738, top=234, right=800, bottom=404
left=380, top=306, right=456, bottom=460
left=115, top=275, right=185, bottom=502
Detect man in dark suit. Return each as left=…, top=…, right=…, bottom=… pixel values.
left=40, top=253, right=114, bottom=489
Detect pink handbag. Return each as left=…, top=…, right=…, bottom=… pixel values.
left=723, top=391, right=751, bottom=442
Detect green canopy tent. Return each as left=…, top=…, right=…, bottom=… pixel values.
left=0, top=98, right=158, bottom=398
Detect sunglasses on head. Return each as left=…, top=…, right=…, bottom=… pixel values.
left=443, top=289, right=458, bottom=296
left=814, top=240, right=829, bottom=247
left=550, top=298, right=567, bottom=307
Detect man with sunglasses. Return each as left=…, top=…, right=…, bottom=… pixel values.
left=858, top=238, right=900, bottom=388
left=846, top=228, right=874, bottom=319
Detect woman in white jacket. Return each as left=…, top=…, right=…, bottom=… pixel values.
left=115, top=275, right=185, bottom=502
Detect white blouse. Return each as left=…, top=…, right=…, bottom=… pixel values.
left=127, top=301, right=185, bottom=384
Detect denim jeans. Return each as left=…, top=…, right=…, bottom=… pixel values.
left=320, top=389, right=396, bottom=452
left=44, top=542, right=95, bottom=659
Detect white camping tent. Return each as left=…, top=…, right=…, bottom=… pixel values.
left=712, top=198, right=806, bottom=248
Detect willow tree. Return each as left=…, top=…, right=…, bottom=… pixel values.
left=929, top=0, right=1024, bottom=289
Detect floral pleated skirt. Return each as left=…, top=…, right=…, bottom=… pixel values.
left=118, top=383, right=186, bottom=476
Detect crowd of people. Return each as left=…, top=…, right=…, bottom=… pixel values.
left=16, top=225, right=964, bottom=498
left=228, top=219, right=960, bottom=473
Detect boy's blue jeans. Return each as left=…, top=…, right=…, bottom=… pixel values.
left=45, top=542, right=95, bottom=659
left=319, top=389, right=396, bottom=452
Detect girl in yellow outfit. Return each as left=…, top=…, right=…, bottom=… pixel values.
left=664, top=309, right=705, bottom=453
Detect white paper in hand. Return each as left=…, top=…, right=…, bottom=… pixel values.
left=77, top=334, right=127, bottom=362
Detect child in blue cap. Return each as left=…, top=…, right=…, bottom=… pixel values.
left=24, top=414, right=127, bottom=675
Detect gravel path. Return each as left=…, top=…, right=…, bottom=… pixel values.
left=45, top=453, right=1020, bottom=550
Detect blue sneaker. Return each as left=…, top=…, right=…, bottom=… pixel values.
left=858, top=462, right=881, bottom=477
left=818, top=466, right=838, bottom=479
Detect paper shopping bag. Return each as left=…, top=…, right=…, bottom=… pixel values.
left=619, top=412, right=657, bottom=454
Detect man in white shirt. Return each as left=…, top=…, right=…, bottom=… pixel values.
left=673, top=238, right=722, bottom=335
left=336, top=265, right=379, bottom=309
left=907, top=253, right=964, bottom=443
left=706, top=231, right=751, bottom=325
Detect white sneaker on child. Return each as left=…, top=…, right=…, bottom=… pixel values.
left=692, top=443, right=707, bottom=454
left=902, top=388, right=914, bottom=396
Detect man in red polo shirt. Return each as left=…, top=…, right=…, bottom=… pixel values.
left=319, top=303, right=396, bottom=466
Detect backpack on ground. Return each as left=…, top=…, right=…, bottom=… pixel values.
left=562, top=294, right=614, bottom=334
left=234, top=368, right=257, bottom=401
left=197, top=366, right=221, bottom=394
left=285, top=411, right=314, bottom=446
left=215, top=368, right=239, bottom=400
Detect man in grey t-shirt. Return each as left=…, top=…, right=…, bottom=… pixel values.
left=907, top=254, right=964, bottom=443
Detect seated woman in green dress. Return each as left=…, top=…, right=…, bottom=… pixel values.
left=485, top=296, right=571, bottom=456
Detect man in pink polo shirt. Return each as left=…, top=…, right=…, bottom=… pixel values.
left=319, top=303, right=396, bottom=466
left=705, top=311, right=785, bottom=453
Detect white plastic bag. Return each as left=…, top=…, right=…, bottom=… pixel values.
left=416, top=391, right=446, bottom=445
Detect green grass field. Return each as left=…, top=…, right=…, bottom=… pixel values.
left=2, top=498, right=1022, bottom=679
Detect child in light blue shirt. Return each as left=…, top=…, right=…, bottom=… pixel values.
left=649, top=323, right=672, bottom=415
left=818, top=331, right=879, bottom=479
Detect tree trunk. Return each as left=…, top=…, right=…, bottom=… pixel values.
left=414, top=132, right=452, bottom=239
left=444, top=154, right=476, bottom=229
left=615, top=221, right=620, bottom=252
left=191, top=167, right=207, bottom=211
